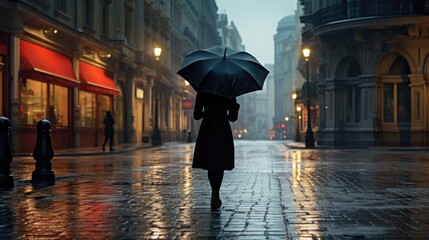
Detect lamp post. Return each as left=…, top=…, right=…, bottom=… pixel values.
left=296, top=105, right=302, bottom=142
left=302, top=48, right=315, bottom=148
left=291, top=93, right=299, bottom=142
left=152, top=47, right=162, bottom=146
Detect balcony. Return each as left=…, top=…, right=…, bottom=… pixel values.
left=302, top=1, right=429, bottom=29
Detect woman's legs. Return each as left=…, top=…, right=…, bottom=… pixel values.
left=208, top=170, right=224, bottom=209
left=102, top=135, right=108, bottom=151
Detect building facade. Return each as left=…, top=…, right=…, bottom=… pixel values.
left=0, top=0, right=220, bottom=153
left=299, top=0, right=429, bottom=146
left=273, top=15, right=304, bottom=140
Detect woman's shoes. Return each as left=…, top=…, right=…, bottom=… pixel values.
left=211, top=192, right=222, bottom=209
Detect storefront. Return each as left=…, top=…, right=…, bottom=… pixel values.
left=17, top=39, right=120, bottom=152
left=19, top=40, right=79, bottom=152
left=77, top=61, right=120, bottom=148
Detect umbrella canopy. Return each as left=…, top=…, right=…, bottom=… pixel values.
left=177, top=46, right=269, bottom=99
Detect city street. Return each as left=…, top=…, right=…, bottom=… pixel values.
left=1, top=140, right=429, bottom=239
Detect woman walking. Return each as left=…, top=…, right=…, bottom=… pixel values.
left=192, top=91, right=240, bottom=209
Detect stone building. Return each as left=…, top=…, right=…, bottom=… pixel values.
left=273, top=15, right=305, bottom=140
left=299, top=0, right=429, bottom=146
left=0, top=0, right=220, bottom=153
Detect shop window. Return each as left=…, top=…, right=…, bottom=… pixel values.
left=97, top=94, right=112, bottom=128
left=49, top=85, right=68, bottom=127
left=383, top=83, right=394, bottom=123
left=79, top=91, right=95, bottom=127
left=20, top=79, right=47, bottom=125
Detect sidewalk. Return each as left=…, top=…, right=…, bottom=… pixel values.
left=283, top=140, right=429, bottom=151
left=14, top=142, right=155, bottom=157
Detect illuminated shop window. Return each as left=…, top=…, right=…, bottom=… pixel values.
left=20, top=79, right=47, bottom=125
left=79, top=91, right=95, bottom=127
left=20, top=79, right=69, bottom=127
left=97, top=94, right=112, bottom=128
left=49, top=84, right=68, bottom=127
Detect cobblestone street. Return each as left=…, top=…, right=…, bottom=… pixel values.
left=1, top=140, right=429, bottom=239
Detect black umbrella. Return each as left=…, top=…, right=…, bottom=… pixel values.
left=177, top=45, right=269, bottom=99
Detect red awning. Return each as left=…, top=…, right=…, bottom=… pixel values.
left=20, top=40, right=79, bottom=88
left=79, top=61, right=120, bottom=95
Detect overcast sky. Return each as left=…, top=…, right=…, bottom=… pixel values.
left=216, top=0, right=298, bottom=65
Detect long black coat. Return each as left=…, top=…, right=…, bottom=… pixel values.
left=192, top=92, right=240, bottom=170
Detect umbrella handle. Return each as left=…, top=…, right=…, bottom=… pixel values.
left=223, top=47, right=227, bottom=59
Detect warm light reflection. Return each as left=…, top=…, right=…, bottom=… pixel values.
left=288, top=150, right=322, bottom=238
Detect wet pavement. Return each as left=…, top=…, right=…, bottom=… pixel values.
left=1, top=140, right=429, bottom=239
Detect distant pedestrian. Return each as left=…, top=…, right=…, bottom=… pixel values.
left=102, top=111, right=115, bottom=151
left=192, top=92, right=240, bottom=209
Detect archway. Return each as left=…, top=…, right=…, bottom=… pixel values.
left=379, top=54, right=411, bottom=146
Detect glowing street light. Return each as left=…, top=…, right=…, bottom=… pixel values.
left=302, top=48, right=315, bottom=148
left=152, top=47, right=162, bottom=146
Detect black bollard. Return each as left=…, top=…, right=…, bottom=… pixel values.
left=0, top=117, right=14, bottom=188
left=32, top=120, right=55, bottom=183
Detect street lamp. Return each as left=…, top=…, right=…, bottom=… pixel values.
left=296, top=105, right=302, bottom=142
left=152, top=47, right=162, bottom=146
left=302, top=48, right=315, bottom=148
left=291, top=93, right=299, bottom=142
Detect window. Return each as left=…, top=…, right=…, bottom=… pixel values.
left=84, top=1, right=93, bottom=27
left=56, top=0, right=67, bottom=12
left=79, top=91, right=95, bottom=127
left=102, top=1, right=111, bottom=36
left=397, top=77, right=410, bottom=123
left=416, top=92, right=420, bottom=120
left=124, top=3, right=134, bottom=43
left=20, top=79, right=69, bottom=127
left=20, top=80, right=47, bottom=125
left=382, top=56, right=411, bottom=124
left=97, top=94, right=112, bottom=128
left=383, top=83, right=394, bottom=123
left=49, top=85, right=68, bottom=127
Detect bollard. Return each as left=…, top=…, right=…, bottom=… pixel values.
left=0, top=117, right=14, bottom=188
left=32, top=120, right=55, bottom=183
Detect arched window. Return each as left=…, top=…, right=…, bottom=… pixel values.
left=344, top=59, right=361, bottom=123
left=383, top=56, right=411, bottom=123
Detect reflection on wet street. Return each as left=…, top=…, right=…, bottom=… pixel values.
left=1, top=141, right=429, bottom=239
